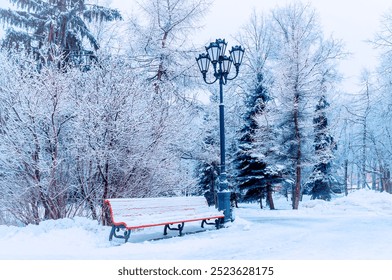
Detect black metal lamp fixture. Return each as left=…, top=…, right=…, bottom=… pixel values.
left=196, top=39, right=245, bottom=85
left=230, top=46, right=245, bottom=67
left=195, top=39, right=245, bottom=223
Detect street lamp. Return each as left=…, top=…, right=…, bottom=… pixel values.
left=196, top=39, right=245, bottom=223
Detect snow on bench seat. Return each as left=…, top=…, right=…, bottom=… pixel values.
left=104, top=196, right=224, bottom=242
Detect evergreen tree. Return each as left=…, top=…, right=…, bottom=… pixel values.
left=233, top=13, right=276, bottom=207
left=306, top=94, right=336, bottom=200
left=234, top=72, right=270, bottom=202
left=0, top=0, right=122, bottom=64
left=195, top=99, right=220, bottom=206
left=196, top=156, right=219, bottom=206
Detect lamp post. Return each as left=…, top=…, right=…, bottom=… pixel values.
left=196, top=39, right=245, bottom=222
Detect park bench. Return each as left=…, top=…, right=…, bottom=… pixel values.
left=104, top=196, right=225, bottom=243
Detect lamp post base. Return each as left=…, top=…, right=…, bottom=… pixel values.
left=217, top=191, right=233, bottom=223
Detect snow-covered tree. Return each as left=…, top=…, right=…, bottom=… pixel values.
left=306, top=93, right=337, bottom=200
left=270, top=2, right=344, bottom=209
left=233, top=12, right=274, bottom=206
left=0, top=0, right=122, bottom=64
left=126, top=0, right=209, bottom=93
left=370, top=12, right=392, bottom=193
left=122, top=0, right=213, bottom=200
left=0, top=52, right=75, bottom=224
left=345, top=71, right=376, bottom=190
left=0, top=49, right=205, bottom=225
left=195, top=113, right=220, bottom=205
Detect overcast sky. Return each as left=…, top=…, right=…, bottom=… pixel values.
left=0, top=0, right=390, bottom=92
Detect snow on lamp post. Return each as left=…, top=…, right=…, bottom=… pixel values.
left=196, top=39, right=245, bottom=222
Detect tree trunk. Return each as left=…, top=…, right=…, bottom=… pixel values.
left=266, top=183, right=275, bottom=210
left=357, top=169, right=361, bottom=190
left=100, top=160, right=111, bottom=225
left=379, top=166, right=384, bottom=192
left=77, top=158, right=98, bottom=221
left=344, top=159, right=348, bottom=196
left=362, top=122, right=367, bottom=189
left=32, top=130, right=55, bottom=220
left=292, top=93, right=301, bottom=210
left=259, top=191, right=263, bottom=209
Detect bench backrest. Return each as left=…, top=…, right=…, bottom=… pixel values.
left=104, top=196, right=223, bottom=229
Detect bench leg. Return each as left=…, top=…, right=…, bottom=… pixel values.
left=201, top=218, right=223, bottom=229
left=201, top=219, right=212, bottom=228
left=109, top=226, right=116, bottom=241
left=164, top=222, right=185, bottom=236
left=123, top=230, right=131, bottom=243
left=109, top=225, right=131, bottom=243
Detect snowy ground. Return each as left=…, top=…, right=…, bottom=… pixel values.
left=1, top=189, right=392, bottom=260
